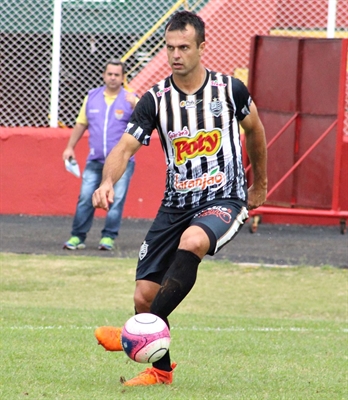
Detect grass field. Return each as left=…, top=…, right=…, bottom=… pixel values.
left=1, top=253, right=347, bottom=399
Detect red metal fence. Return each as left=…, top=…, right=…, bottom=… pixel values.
left=246, top=36, right=348, bottom=233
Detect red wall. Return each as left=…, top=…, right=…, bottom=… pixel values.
left=1, top=127, right=346, bottom=226
left=0, top=127, right=166, bottom=218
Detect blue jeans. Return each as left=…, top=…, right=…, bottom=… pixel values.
left=71, top=160, right=135, bottom=241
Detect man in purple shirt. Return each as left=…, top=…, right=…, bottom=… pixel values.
left=63, top=59, right=138, bottom=251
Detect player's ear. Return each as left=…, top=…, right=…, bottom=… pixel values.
left=198, top=41, right=205, bottom=56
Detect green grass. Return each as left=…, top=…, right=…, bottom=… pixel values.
left=0, top=253, right=347, bottom=399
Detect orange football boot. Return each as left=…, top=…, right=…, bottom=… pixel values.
left=122, top=363, right=177, bottom=386
left=94, top=326, right=123, bottom=351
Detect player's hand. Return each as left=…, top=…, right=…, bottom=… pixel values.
left=247, top=184, right=267, bottom=210
left=92, top=180, right=114, bottom=211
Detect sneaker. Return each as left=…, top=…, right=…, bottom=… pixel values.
left=94, top=326, right=123, bottom=351
left=122, top=363, right=177, bottom=386
left=98, top=237, right=114, bottom=251
left=63, top=236, right=86, bottom=250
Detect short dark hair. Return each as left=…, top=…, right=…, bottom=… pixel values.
left=103, top=59, right=125, bottom=74
left=165, top=11, right=205, bottom=47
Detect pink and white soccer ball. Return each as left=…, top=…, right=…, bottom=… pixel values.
left=121, top=313, right=171, bottom=363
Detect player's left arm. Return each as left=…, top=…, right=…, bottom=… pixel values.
left=240, top=101, right=268, bottom=210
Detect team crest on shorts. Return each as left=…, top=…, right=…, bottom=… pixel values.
left=209, top=98, right=223, bottom=117
left=139, top=241, right=148, bottom=260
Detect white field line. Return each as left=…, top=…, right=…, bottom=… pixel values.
left=3, top=325, right=347, bottom=333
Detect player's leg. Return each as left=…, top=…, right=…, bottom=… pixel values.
left=148, top=225, right=209, bottom=320
left=96, top=202, right=248, bottom=385
left=133, top=279, right=161, bottom=313
left=122, top=278, right=176, bottom=386
left=100, top=160, right=135, bottom=250
left=149, top=247, right=202, bottom=319
left=148, top=199, right=248, bottom=326
left=136, top=201, right=248, bottom=383
left=148, top=250, right=201, bottom=378
left=191, top=200, right=249, bottom=256
left=122, top=212, right=189, bottom=386
left=133, top=210, right=196, bottom=320
left=95, top=211, right=180, bottom=354
left=138, top=209, right=209, bottom=324
left=64, top=161, right=102, bottom=249
left=127, top=213, right=205, bottom=383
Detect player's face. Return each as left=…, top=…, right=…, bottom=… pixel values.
left=102, top=64, right=124, bottom=92
left=165, top=24, right=205, bottom=77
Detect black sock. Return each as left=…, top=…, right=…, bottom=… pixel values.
left=153, top=348, right=172, bottom=371
left=151, top=249, right=201, bottom=371
left=150, top=249, right=201, bottom=318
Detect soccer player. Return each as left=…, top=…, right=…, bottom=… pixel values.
left=93, top=11, right=267, bottom=386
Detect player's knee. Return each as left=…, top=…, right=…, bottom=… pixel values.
left=179, top=227, right=209, bottom=258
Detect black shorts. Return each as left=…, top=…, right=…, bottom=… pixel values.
left=135, top=199, right=248, bottom=283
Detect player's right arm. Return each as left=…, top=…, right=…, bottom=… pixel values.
left=92, top=133, right=142, bottom=211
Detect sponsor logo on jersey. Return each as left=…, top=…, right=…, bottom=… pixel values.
left=156, top=87, right=171, bottom=97
left=194, top=206, right=232, bottom=223
left=179, top=99, right=203, bottom=109
left=89, top=109, right=99, bottom=113
left=168, top=126, right=190, bottom=140
left=172, top=129, right=222, bottom=165
left=209, top=97, right=223, bottom=117
left=174, top=167, right=226, bottom=192
left=115, top=109, right=124, bottom=120
left=139, top=241, right=148, bottom=260
left=211, top=80, right=227, bottom=87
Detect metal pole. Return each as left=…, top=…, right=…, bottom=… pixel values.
left=327, top=0, right=337, bottom=38
left=49, top=0, right=63, bottom=128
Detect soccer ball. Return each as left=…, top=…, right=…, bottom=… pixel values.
left=121, top=313, right=171, bottom=363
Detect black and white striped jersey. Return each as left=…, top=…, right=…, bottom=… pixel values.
left=125, top=69, right=251, bottom=211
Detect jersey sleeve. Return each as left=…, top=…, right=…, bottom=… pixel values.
left=125, top=91, right=157, bottom=146
left=232, top=78, right=252, bottom=121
